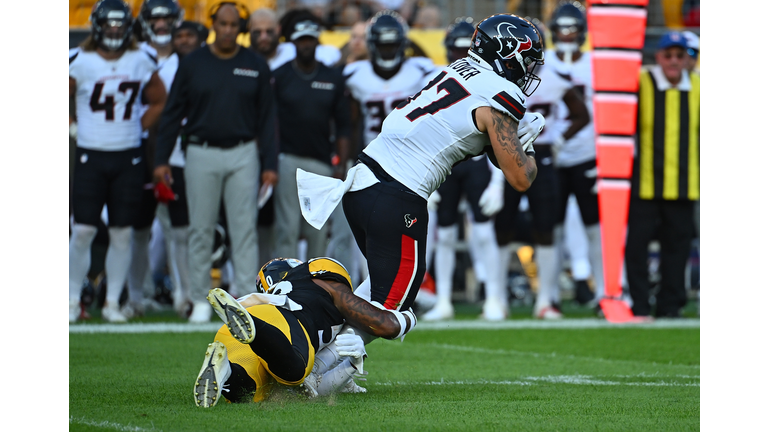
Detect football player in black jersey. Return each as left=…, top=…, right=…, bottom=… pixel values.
left=194, top=257, right=415, bottom=407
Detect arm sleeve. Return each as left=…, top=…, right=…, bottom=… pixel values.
left=256, top=63, right=278, bottom=172
left=154, top=58, right=189, bottom=167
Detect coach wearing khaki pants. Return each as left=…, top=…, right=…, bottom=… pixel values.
left=153, top=3, right=278, bottom=322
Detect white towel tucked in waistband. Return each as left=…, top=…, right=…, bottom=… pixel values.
left=297, top=164, right=379, bottom=230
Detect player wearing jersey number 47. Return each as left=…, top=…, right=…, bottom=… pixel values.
left=295, top=13, right=545, bottom=344
left=69, top=0, right=167, bottom=323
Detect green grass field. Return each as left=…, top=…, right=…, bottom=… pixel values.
left=69, top=303, right=699, bottom=431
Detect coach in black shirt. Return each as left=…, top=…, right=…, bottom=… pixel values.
left=272, top=16, right=351, bottom=261
left=154, top=3, right=278, bottom=323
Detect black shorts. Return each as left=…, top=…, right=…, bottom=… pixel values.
left=342, top=169, right=428, bottom=312
left=167, top=166, right=189, bottom=227
left=556, top=159, right=599, bottom=226
left=494, top=145, right=559, bottom=246
left=436, top=157, right=492, bottom=226
left=72, top=146, right=145, bottom=227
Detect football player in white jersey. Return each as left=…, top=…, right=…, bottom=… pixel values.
left=69, top=0, right=166, bottom=323
left=421, top=17, right=508, bottom=322
left=296, top=13, right=545, bottom=343
left=493, top=19, right=590, bottom=319
left=122, top=0, right=185, bottom=319
left=546, top=1, right=605, bottom=309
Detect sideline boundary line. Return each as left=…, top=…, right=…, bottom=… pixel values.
left=69, top=318, right=699, bottom=334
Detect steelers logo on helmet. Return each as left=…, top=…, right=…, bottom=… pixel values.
left=139, top=0, right=183, bottom=46
left=90, top=0, right=136, bottom=51
left=366, top=10, right=409, bottom=71
left=468, top=13, right=544, bottom=96
left=257, top=258, right=303, bottom=294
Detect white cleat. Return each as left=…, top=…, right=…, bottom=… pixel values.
left=69, top=299, right=81, bottom=323
left=120, top=301, right=145, bottom=320
left=194, top=341, right=232, bottom=408
left=188, top=301, right=212, bottom=323
left=534, top=305, right=563, bottom=320
left=207, top=288, right=255, bottom=344
left=481, top=300, right=507, bottom=321
left=339, top=379, right=367, bottom=394
left=421, top=301, right=454, bottom=321
left=102, top=302, right=128, bottom=323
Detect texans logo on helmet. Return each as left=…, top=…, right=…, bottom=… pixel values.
left=495, top=23, right=533, bottom=60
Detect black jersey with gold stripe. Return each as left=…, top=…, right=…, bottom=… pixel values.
left=283, top=257, right=352, bottom=352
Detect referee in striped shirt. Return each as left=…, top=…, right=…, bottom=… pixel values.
left=625, top=31, right=700, bottom=318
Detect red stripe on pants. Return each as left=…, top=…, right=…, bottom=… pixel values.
left=383, top=235, right=416, bottom=310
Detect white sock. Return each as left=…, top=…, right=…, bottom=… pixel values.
left=497, top=244, right=514, bottom=309
left=105, top=227, right=133, bottom=306
left=316, top=357, right=357, bottom=396
left=471, top=222, right=503, bottom=304
left=434, top=225, right=458, bottom=304
left=69, top=224, right=98, bottom=302
left=128, top=227, right=151, bottom=304
left=170, top=226, right=191, bottom=306
left=585, top=224, right=605, bottom=299
left=535, top=244, right=559, bottom=306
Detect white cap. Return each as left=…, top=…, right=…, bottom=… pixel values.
left=682, top=31, right=699, bottom=51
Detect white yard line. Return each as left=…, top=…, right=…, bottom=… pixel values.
left=373, top=375, right=699, bottom=387
left=69, top=318, right=699, bottom=334
left=69, top=417, right=156, bottom=432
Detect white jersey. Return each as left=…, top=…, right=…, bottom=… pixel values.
left=523, top=61, right=574, bottom=146
left=69, top=47, right=157, bottom=151
left=363, top=57, right=527, bottom=199
left=269, top=42, right=341, bottom=70
left=344, top=57, right=438, bottom=147
left=545, top=50, right=596, bottom=167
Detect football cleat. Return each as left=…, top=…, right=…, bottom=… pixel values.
left=481, top=300, right=508, bottom=321
left=188, top=301, right=212, bottom=323
left=339, top=379, right=367, bottom=394
left=207, top=288, right=255, bottom=344
left=534, top=304, right=563, bottom=320
left=69, top=299, right=81, bottom=323
left=101, top=302, right=128, bottom=323
left=194, top=341, right=232, bottom=408
left=421, top=300, right=454, bottom=321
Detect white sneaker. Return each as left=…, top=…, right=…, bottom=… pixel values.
left=481, top=300, right=507, bottom=321
left=194, top=341, right=232, bottom=408
left=421, top=300, right=454, bottom=321
left=206, top=288, right=255, bottom=343
left=189, top=301, right=212, bottom=323
left=69, top=299, right=81, bottom=323
left=102, top=302, right=128, bottom=323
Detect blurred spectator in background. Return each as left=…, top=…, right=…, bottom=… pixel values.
left=69, top=0, right=167, bottom=323
left=681, top=30, right=699, bottom=73
left=336, top=20, right=369, bottom=66
left=421, top=17, right=507, bottom=322
left=626, top=31, right=699, bottom=318
left=272, top=8, right=343, bottom=69
left=411, top=3, right=441, bottom=29
left=495, top=19, right=590, bottom=320
left=272, top=16, right=352, bottom=260
left=682, top=0, right=699, bottom=27
left=544, top=2, right=605, bottom=310
left=153, top=3, right=278, bottom=322
left=325, top=0, right=377, bottom=28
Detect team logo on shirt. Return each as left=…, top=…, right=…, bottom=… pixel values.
left=233, top=68, right=259, bottom=78
left=404, top=214, right=417, bottom=228
left=311, top=81, right=334, bottom=90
